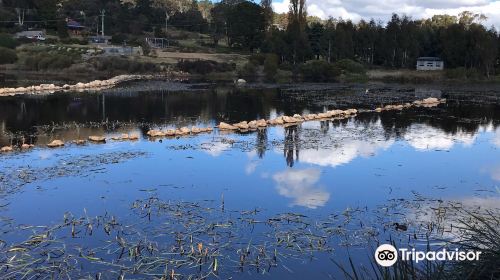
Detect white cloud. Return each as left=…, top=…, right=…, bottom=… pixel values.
left=273, top=168, right=330, bottom=209
left=201, top=141, right=232, bottom=157
left=272, top=0, right=500, bottom=28
left=297, top=119, right=394, bottom=167
left=492, top=127, right=500, bottom=148
left=404, top=124, right=476, bottom=151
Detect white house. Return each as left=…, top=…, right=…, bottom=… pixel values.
left=416, top=57, right=444, bottom=71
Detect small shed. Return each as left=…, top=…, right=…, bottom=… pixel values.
left=416, top=57, right=444, bottom=71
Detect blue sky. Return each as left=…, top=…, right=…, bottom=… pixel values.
left=271, top=0, right=500, bottom=28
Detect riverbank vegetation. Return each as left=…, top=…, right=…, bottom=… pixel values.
left=0, top=1, right=499, bottom=82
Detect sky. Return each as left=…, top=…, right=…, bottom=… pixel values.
left=272, top=0, right=500, bottom=28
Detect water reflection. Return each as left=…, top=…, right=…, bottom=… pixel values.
left=403, top=124, right=476, bottom=151
left=273, top=168, right=330, bottom=209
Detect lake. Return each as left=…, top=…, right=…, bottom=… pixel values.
left=0, top=81, right=499, bottom=279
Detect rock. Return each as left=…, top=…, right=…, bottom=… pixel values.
left=344, top=109, right=358, bottom=114
left=375, top=107, right=383, bottom=112
left=121, top=133, right=129, bottom=140
left=282, top=116, right=300, bottom=123
left=1, top=146, right=13, bottom=152
left=248, top=120, right=258, bottom=129
left=191, top=127, right=201, bottom=134
left=268, top=117, right=285, bottom=125
left=317, top=113, right=330, bottom=119
left=88, top=136, right=106, bottom=143
left=179, top=127, right=191, bottom=135
left=200, top=127, right=214, bottom=133
left=256, top=119, right=267, bottom=127
left=421, top=97, right=439, bottom=104
left=74, top=140, right=86, bottom=145
left=165, top=130, right=176, bottom=136
left=219, top=122, right=238, bottom=130
left=21, top=144, right=34, bottom=150
left=129, top=134, right=139, bottom=140
left=304, top=114, right=317, bottom=121
left=234, top=121, right=249, bottom=130
left=62, top=84, right=71, bottom=89
left=76, top=82, right=85, bottom=88
left=293, top=114, right=303, bottom=120
left=47, top=140, right=64, bottom=148
left=236, top=79, right=247, bottom=84
left=147, top=130, right=165, bottom=137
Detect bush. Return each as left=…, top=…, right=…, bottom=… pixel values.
left=177, top=60, right=235, bottom=75
left=299, top=60, right=340, bottom=82
left=0, top=33, right=18, bottom=49
left=111, top=34, right=128, bottom=45
left=334, top=58, right=366, bottom=74
left=239, top=61, right=258, bottom=77
left=263, top=53, right=279, bottom=80
left=0, top=47, right=17, bottom=64
left=22, top=53, right=75, bottom=70
left=249, top=53, right=266, bottom=66
left=445, top=67, right=483, bottom=80
left=60, top=37, right=88, bottom=45
left=92, top=57, right=159, bottom=73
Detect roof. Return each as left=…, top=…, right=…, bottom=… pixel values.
left=67, top=20, right=85, bottom=29
left=417, top=57, right=442, bottom=61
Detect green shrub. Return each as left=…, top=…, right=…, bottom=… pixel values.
left=111, top=34, right=128, bottom=45
left=0, top=47, right=17, bottom=64
left=0, top=33, right=18, bottom=49
left=263, top=53, right=279, bottom=80
left=60, top=37, right=88, bottom=45
left=177, top=60, right=235, bottom=74
left=92, top=57, right=160, bottom=73
left=334, top=58, right=366, bottom=74
left=22, top=53, right=75, bottom=70
left=249, top=53, right=266, bottom=66
left=239, top=61, right=258, bottom=77
left=445, top=67, right=483, bottom=80
left=299, top=60, right=340, bottom=82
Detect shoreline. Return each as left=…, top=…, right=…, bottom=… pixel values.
left=0, top=72, right=189, bottom=97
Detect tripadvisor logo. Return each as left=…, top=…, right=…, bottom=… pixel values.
left=375, top=244, right=482, bottom=267
left=375, top=244, right=398, bottom=267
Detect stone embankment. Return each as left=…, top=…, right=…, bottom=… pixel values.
left=0, top=98, right=445, bottom=153
left=0, top=74, right=172, bottom=96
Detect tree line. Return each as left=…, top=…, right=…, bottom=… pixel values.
left=1, top=0, right=499, bottom=75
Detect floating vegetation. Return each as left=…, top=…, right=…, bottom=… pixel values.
left=0, top=151, right=147, bottom=200
left=0, top=196, right=381, bottom=279
left=1, top=194, right=498, bottom=279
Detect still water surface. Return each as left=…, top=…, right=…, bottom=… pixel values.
left=0, top=82, right=499, bottom=278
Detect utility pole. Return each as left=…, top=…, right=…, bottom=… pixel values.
left=165, top=11, right=169, bottom=33
left=100, top=9, right=105, bottom=37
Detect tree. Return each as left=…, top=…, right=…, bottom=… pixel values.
left=287, top=0, right=309, bottom=63
left=261, top=0, right=273, bottom=30
left=226, top=1, right=265, bottom=50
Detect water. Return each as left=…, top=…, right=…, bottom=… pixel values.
left=0, top=81, right=499, bottom=279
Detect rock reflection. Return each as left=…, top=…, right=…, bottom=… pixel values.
left=273, top=168, right=330, bottom=209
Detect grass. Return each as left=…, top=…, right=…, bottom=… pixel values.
left=333, top=202, right=500, bottom=280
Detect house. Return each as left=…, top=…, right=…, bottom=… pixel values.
left=66, top=19, right=85, bottom=35
left=416, top=57, right=444, bottom=71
